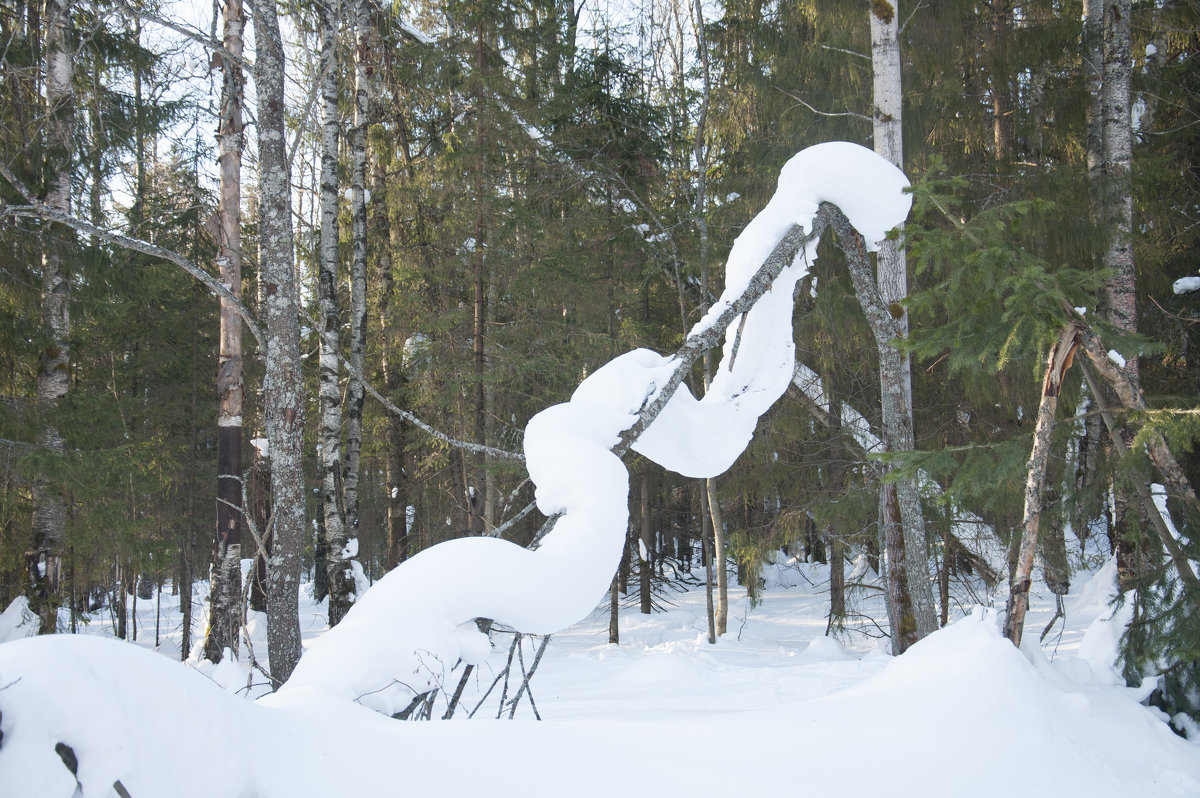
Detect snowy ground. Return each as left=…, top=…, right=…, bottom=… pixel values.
left=1, top=545, right=1197, bottom=797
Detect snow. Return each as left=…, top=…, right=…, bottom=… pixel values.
left=1, top=560, right=1197, bottom=796
left=1173, top=276, right=1200, bottom=294
left=5, top=142, right=1195, bottom=793
left=0, top=596, right=38, bottom=641
left=1108, top=349, right=1127, bottom=368
left=277, top=142, right=912, bottom=712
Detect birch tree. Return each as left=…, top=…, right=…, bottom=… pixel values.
left=204, top=0, right=247, bottom=663
left=869, top=0, right=937, bottom=647
left=28, top=0, right=75, bottom=634
left=316, top=0, right=353, bottom=627
left=1099, top=0, right=1142, bottom=588
left=1102, top=0, right=1135, bottom=382
left=344, top=0, right=370, bottom=542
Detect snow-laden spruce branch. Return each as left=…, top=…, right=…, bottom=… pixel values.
left=272, top=142, right=913, bottom=717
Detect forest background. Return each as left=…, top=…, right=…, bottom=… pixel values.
left=2, top=0, right=1199, bottom=726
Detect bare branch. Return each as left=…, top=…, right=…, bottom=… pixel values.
left=0, top=162, right=265, bottom=347
left=772, top=86, right=871, bottom=122
left=112, top=0, right=254, bottom=71
left=297, top=307, right=524, bottom=462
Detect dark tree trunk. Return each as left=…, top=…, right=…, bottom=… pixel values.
left=640, top=471, right=652, bottom=615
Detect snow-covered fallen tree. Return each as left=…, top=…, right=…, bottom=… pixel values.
left=275, top=142, right=912, bottom=714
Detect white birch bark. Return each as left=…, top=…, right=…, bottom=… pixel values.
left=253, top=0, right=306, bottom=684
left=1003, top=325, right=1077, bottom=647
left=344, top=0, right=370, bottom=546
left=317, top=0, right=352, bottom=628
left=1102, top=0, right=1136, bottom=384
left=869, top=0, right=938, bottom=644
left=204, top=0, right=246, bottom=663
left=29, top=0, right=74, bottom=634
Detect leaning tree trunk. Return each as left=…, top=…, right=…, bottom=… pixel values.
left=204, top=0, right=246, bottom=663
left=869, top=0, right=938, bottom=647
left=1004, top=324, right=1078, bottom=646
left=29, top=0, right=74, bottom=635
left=253, top=0, right=306, bottom=685
left=316, top=0, right=352, bottom=628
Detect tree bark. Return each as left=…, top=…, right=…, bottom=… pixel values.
left=29, top=0, right=74, bottom=635
left=377, top=158, right=409, bottom=570
left=317, top=0, right=352, bottom=628
left=1004, top=324, right=1078, bottom=646
left=826, top=393, right=847, bottom=629
left=869, top=0, right=937, bottom=646
left=1076, top=0, right=1108, bottom=544
left=1102, top=0, right=1136, bottom=383
left=344, top=0, right=370, bottom=546
left=468, top=14, right=490, bottom=536
left=989, top=0, right=1013, bottom=163
left=253, top=0, right=306, bottom=685
left=204, top=0, right=246, bottom=664
left=640, top=471, right=652, bottom=615
left=830, top=205, right=939, bottom=644
left=701, top=484, right=716, bottom=644
left=705, top=478, right=728, bottom=635
left=608, top=573, right=619, bottom=644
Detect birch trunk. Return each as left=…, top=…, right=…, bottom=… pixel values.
left=317, top=0, right=352, bottom=627
left=204, top=0, right=246, bottom=663
left=1100, top=0, right=1141, bottom=588
left=1102, top=0, right=1136, bottom=383
left=831, top=202, right=939, bottom=644
left=1004, top=325, right=1078, bottom=646
left=253, top=0, right=306, bottom=685
left=869, top=0, right=937, bottom=643
left=344, top=0, right=370, bottom=545
left=29, top=0, right=74, bottom=634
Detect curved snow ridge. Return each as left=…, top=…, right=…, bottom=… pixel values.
left=276, top=142, right=911, bottom=715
